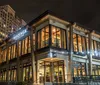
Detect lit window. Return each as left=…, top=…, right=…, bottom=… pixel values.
left=37, top=26, right=49, bottom=49
left=51, top=26, right=66, bottom=49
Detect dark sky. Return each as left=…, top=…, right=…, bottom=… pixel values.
left=0, top=0, right=100, bottom=32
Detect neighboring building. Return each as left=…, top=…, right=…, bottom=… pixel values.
left=0, top=11, right=100, bottom=84
left=0, top=5, right=26, bottom=41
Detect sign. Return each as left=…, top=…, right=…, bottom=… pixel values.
left=12, top=29, right=27, bottom=40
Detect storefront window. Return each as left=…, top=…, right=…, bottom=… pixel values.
left=92, top=40, right=100, bottom=57
left=23, top=65, right=32, bottom=82
left=51, top=26, right=66, bottom=49
left=38, top=26, right=49, bottom=49
left=73, top=62, right=86, bottom=77
left=38, top=60, right=65, bottom=83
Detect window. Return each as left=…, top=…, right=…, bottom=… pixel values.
left=22, top=39, right=25, bottom=55
left=11, top=45, right=14, bottom=59
left=28, top=36, right=31, bottom=53
left=92, top=40, right=100, bottom=57
left=2, top=49, right=7, bottom=62
left=38, top=26, right=49, bottom=49
left=23, top=65, right=32, bottom=81
left=8, top=47, right=11, bottom=60
left=25, top=37, right=28, bottom=54
left=51, top=26, right=66, bottom=49
left=18, top=41, right=21, bottom=56
left=13, top=44, right=16, bottom=58
left=78, top=35, right=82, bottom=52
left=73, top=34, right=78, bottom=52
left=86, top=38, right=89, bottom=53
left=81, top=37, right=86, bottom=53
left=73, top=33, right=87, bottom=54
left=33, top=34, right=35, bottom=50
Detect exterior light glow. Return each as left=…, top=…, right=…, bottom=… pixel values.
left=62, top=52, right=64, bottom=54
left=87, top=51, right=90, bottom=54
left=81, top=52, right=84, bottom=54
left=13, top=29, right=27, bottom=40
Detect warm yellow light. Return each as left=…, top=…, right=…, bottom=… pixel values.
left=53, top=28, right=56, bottom=32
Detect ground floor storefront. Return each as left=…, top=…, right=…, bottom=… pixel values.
left=0, top=56, right=100, bottom=84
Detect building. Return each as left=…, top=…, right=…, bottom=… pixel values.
left=0, top=11, right=100, bottom=84
left=0, top=5, right=26, bottom=41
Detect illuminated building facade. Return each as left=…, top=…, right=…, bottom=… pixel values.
left=0, top=11, right=100, bottom=84
left=0, top=5, right=26, bottom=41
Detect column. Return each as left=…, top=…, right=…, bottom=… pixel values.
left=85, top=62, right=89, bottom=76
left=64, top=57, right=68, bottom=83
left=88, top=32, right=92, bottom=76
left=30, top=26, right=36, bottom=85
left=68, top=24, right=73, bottom=82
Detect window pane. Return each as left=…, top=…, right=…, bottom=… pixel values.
left=28, top=36, right=31, bottom=53
left=45, top=26, right=49, bottom=46
left=51, top=26, right=66, bottom=49
left=52, top=26, right=56, bottom=47
left=82, top=37, right=86, bottom=53
left=8, top=47, right=11, bottom=60
left=41, top=28, right=45, bottom=48
left=73, top=34, right=78, bottom=52
left=92, top=40, right=95, bottom=56
left=25, top=37, right=28, bottom=54
left=56, top=28, right=61, bottom=48
left=33, top=34, right=35, bottom=50
left=18, top=41, right=21, bottom=56
left=37, top=26, right=49, bottom=49
left=78, top=35, right=82, bottom=52
left=22, top=40, right=25, bottom=55
left=38, top=31, right=41, bottom=49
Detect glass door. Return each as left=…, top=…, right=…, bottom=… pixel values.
left=38, top=60, right=65, bottom=83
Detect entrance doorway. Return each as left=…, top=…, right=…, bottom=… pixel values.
left=38, top=58, right=65, bottom=83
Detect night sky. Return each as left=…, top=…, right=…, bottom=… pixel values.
left=0, top=0, right=100, bottom=32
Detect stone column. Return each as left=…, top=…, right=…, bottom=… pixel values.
left=88, top=32, right=92, bottom=76
left=85, top=62, right=89, bottom=76
left=30, top=26, right=36, bottom=85
left=68, top=24, right=73, bottom=83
